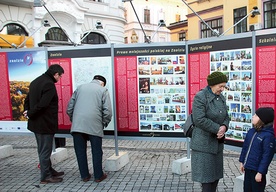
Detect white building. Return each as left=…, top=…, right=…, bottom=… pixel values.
left=0, top=0, right=125, bottom=47
left=0, top=0, right=188, bottom=47
left=123, top=0, right=187, bottom=44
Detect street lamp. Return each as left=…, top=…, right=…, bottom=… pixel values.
left=17, top=20, right=51, bottom=48
left=33, top=0, right=75, bottom=45
left=76, top=21, right=104, bottom=45
left=95, top=21, right=103, bottom=29
left=251, top=6, right=261, bottom=17
left=150, top=20, right=167, bottom=43
left=220, top=6, right=261, bottom=36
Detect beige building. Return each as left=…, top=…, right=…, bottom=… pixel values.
left=168, top=0, right=264, bottom=41
left=0, top=0, right=125, bottom=48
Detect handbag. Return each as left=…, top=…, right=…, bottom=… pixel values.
left=182, top=113, right=195, bottom=138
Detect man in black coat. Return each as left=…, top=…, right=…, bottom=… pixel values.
left=24, top=64, right=64, bottom=184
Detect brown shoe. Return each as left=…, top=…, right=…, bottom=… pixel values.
left=52, top=171, right=64, bottom=177
left=95, top=173, right=107, bottom=183
left=40, top=177, right=63, bottom=184
left=82, top=174, right=92, bottom=182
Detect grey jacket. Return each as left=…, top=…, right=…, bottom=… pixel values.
left=67, top=80, right=112, bottom=137
left=191, top=86, right=229, bottom=154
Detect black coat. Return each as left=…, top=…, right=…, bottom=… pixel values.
left=24, top=71, right=59, bottom=134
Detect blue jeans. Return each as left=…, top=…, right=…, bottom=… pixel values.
left=72, top=132, right=104, bottom=180
left=244, top=168, right=266, bottom=192
left=35, top=133, right=54, bottom=181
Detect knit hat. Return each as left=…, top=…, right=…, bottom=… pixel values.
left=255, top=107, right=274, bottom=124
left=93, top=75, right=106, bottom=86
left=207, top=71, right=228, bottom=86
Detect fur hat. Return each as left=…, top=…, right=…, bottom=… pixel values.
left=255, top=107, right=274, bottom=124
left=93, top=75, right=106, bottom=86
left=207, top=71, right=228, bottom=86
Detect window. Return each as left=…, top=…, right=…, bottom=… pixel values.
left=234, top=7, right=247, bottom=34
left=124, top=37, right=128, bottom=44
left=0, top=23, right=28, bottom=36
left=201, top=18, right=222, bottom=38
left=144, top=9, right=150, bottom=24
left=179, top=32, right=186, bottom=41
left=46, top=27, right=68, bottom=41
left=81, top=32, right=106, bottom=44
left=264, top=0, right=276, bottom=28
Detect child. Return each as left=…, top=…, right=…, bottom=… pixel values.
left=239, top=107, right=275, bottom=192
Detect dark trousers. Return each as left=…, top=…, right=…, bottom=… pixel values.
left=72, top=132, right=104, bottom=180
left=55, top=138, right=66, bottom=148
left=202, top=180, right=219, bottom=192
left=35, top=133, right=55, bottom=181
left=244, top=169, right=266, bottom=192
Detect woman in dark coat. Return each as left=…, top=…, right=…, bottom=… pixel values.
left=191, top=71, right=230, bottom=192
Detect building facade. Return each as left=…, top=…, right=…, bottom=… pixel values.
left=123, top=0, right=187, bottom=44
left=167, top=0, right=269, bottom=41
left=0, top=0, right=125, bottom=48
left=1, top=0, right=273, bottom=47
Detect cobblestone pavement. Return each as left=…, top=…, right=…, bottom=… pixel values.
left=0, top=135, right=275, bottom=192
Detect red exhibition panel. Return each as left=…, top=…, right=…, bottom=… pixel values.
left=114, top=56, right=139, bottom=132
left=256, top=33, right=276, bottom=136
left=0, top=52, right=12, bottom=120
left=48, top=58, right=73, bottom=130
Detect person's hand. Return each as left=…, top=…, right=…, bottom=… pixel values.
left=240, top=163, right=244, bottom=173
left=255, top=172, right=262, bottom=182
left=23, top=110, right=29, bottom=119
left=217, top=125, right=226, bottom=139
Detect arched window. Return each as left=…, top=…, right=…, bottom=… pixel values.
left=81, top=32, right=106, bottom=44
left=0, top=23, right=28, bottom=36
left=45, top=27, right=68, bottom=41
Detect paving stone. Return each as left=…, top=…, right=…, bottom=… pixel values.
left=0, top=135, right=275, bottom=191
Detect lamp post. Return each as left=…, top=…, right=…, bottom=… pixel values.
left=17, top=20, right=51, bottom=48
left=150, top=20, right=166, bottom=43
left=33, top=0, right=75, bottom=45
left=219, top=7, right=260, bottom=36
left=76, top=21, right=103, bottom=45
left=181, top=0, right=261, bottom=37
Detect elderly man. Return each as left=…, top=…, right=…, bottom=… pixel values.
left=67, top=75, right=112, bottom=182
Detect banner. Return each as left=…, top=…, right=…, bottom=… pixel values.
left=0, top=50, right=47, bottom=133
left=114, top=44, right=186, bottom=137
left=188, top=37, right=253, bottom=143
left=48, top=47, right=114, bottom=132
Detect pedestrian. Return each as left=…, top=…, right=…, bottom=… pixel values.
left=190, top=71, right=230, bottom=192
left=23, top=64, right=64, bottom=184
left=67, top=75, right=112, bottom=182
left=239, top=107, right=275, bottom=192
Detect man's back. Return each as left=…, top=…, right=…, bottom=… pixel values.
left=25, top=73, right=58, bottom=134
left=68, top=80, right=112, bottom=137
